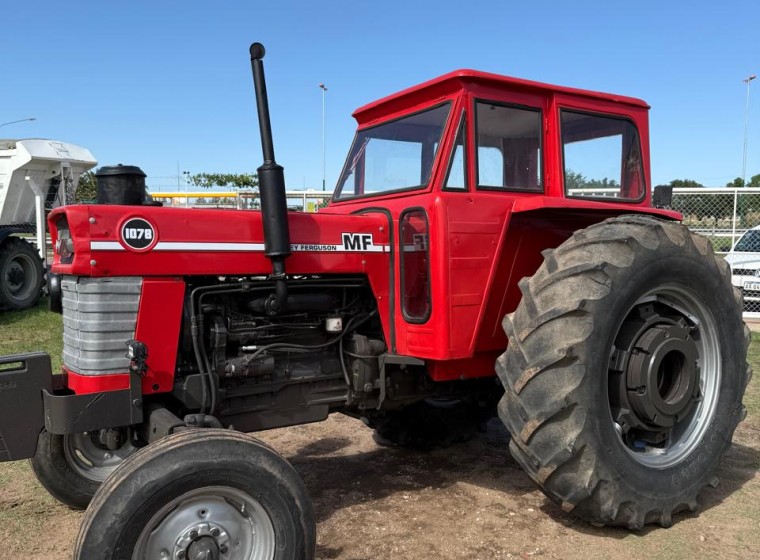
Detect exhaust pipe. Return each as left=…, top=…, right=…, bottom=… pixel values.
left=249, top=42, right=291, bottom=314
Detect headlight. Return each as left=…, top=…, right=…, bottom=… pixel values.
left=54, top=217, right=74, bottom=264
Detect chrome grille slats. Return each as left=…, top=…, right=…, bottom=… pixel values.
left=61, top=277, right=142, bottom=374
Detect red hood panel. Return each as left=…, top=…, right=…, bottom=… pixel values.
left=49, top=205, right=389, bottom=278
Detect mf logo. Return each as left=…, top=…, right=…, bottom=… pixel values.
left=341, top=233, right=373, bottom=251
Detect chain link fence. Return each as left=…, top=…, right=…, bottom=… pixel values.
left=672, top=188, right=760, bottom=315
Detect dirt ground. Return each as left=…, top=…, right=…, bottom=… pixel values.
left=0, top=411, right=758, bottom=560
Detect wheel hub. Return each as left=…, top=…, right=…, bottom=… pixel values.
left=175, top=522, right=230, bottom=559
left=626, top=323, right=699, bottom=430
left=186, top=536, right=221, bottom=560
left=608, top=290, right=722, bottom=469
left=6, top=261, right=26, bottom=292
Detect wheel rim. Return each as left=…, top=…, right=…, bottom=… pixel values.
left=608, top=284, right=721, bottom=469
left=4, top=253, right=37, bottom=300
left=134, top=486, right=276, bottom=560
left=63, top=432, right=137, bottom=482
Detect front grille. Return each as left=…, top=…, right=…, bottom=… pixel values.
left=732, top=268, right=760, bottom=277
left=741, top=289, right=760, bottom=301
left=62, top=277, right=143, bottom=375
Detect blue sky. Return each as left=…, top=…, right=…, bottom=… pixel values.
left=1, top=1, right=758, bottom=190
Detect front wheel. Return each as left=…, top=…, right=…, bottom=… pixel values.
left=498, top=215, right=751, bottom=529
left=75, top=429, right=315, bottom=560
left=30, top=430, right=138, bottom=509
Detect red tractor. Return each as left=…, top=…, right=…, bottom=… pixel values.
left=0, top=43, right=750, bottom=558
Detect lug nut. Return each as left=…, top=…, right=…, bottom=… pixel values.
left=176, top=551, right=186, bottom=559
left=189, top=530, right=198, bottom=540
left=220, top=545, right=228, bottom=554
left=211, top=528, right=220, bottom=537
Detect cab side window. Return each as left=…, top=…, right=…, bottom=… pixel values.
left=475, top=102, right=542, bottom=191
left=561, top=110, right=645, bottom=200
left=444, top=113, right=468, bottom=190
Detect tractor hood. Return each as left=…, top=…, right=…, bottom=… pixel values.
left=48, top=205, right=390, bottom=279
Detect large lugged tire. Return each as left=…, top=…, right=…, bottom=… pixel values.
left=75, top=429, right=315, bottom=560
left=497, top=215, right=751, bottom=529
left=0, top=237, right=44, bottom=311
left=367, top=397, right=495, bottom=450
left=30, top=430, right=138, bottom=509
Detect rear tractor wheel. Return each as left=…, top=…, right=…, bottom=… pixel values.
left=498, top=215, right=751, bottom=529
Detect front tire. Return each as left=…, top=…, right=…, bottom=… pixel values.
left=75, top=429, right=315, bottom=560
left=30, top=430, right=137, bottom=509
left=497, top=215, right=751, bottom=529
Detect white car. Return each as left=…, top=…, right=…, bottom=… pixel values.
left=724, top=225, right=760, bottom=310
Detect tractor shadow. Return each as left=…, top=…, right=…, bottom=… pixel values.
left=281, top=417, right=760, bottom=548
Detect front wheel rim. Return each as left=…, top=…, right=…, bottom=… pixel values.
left=63, top=432, right=137, bottom=482
left=608, top=284, right=721, bottom=469
left=134, top=486, right=276, bottom=560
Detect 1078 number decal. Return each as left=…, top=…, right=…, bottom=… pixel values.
left=121, top=217, right=157, bottom=250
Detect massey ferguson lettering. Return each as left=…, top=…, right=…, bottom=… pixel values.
left=290, top=244, right=338, bottom=252
left=289, top=234, right=382, bottom=253
left=341, top=233, right=373, bottom=251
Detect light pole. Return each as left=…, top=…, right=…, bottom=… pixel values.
left=0, top=117, right=36, bottom=128
left=319, top=83, right=328, bottom=191
left=182, top=171, right=190, bottom=207
left=742, top=74, right=757, bottom=187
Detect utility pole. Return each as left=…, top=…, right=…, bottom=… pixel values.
left=743, top=75, right=757, bottom=187
left=319, top=83, right=328, bottom=191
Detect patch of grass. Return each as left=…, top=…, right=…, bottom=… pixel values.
left=745, top=333, right=760, bottom=420
left=0, top=299, right=63, bottom=371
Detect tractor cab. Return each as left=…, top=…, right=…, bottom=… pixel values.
left=326, top=71, right=674, bottom=378
left=331, top=69, right=652, bottom=205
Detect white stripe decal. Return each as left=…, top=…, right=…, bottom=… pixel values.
left=155, top=242, right=265, bottom=251
left=90, top=241, right=390, bottom=253
left=90, top=241, right=123, bottom=251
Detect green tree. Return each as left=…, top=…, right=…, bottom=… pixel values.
left=668, top=179, right=704, bottom=189
left=189, top=172, right=258, bottom=190
left=564, top=170, right=588, bottom=190
left=564, top=170, right=619, bottom=191
left=748, top=174, right=760, bottom=188
left=726, top=177, right=745, bottom=188
left=75, top=171, right=98, bottom=203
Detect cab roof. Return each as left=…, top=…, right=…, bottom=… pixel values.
left=353, top=69, right=649, bottom=124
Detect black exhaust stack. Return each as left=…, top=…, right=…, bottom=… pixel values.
left=250, top=42, right=291, bottom=314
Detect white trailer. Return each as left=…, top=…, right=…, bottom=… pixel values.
left=0, top=139, right=96, bottom=310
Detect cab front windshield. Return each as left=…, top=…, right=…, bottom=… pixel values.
left=335, top=103, right=451, bottom=199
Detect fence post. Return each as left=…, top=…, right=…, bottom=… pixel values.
left=731, top=188, right=739, bottom=252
